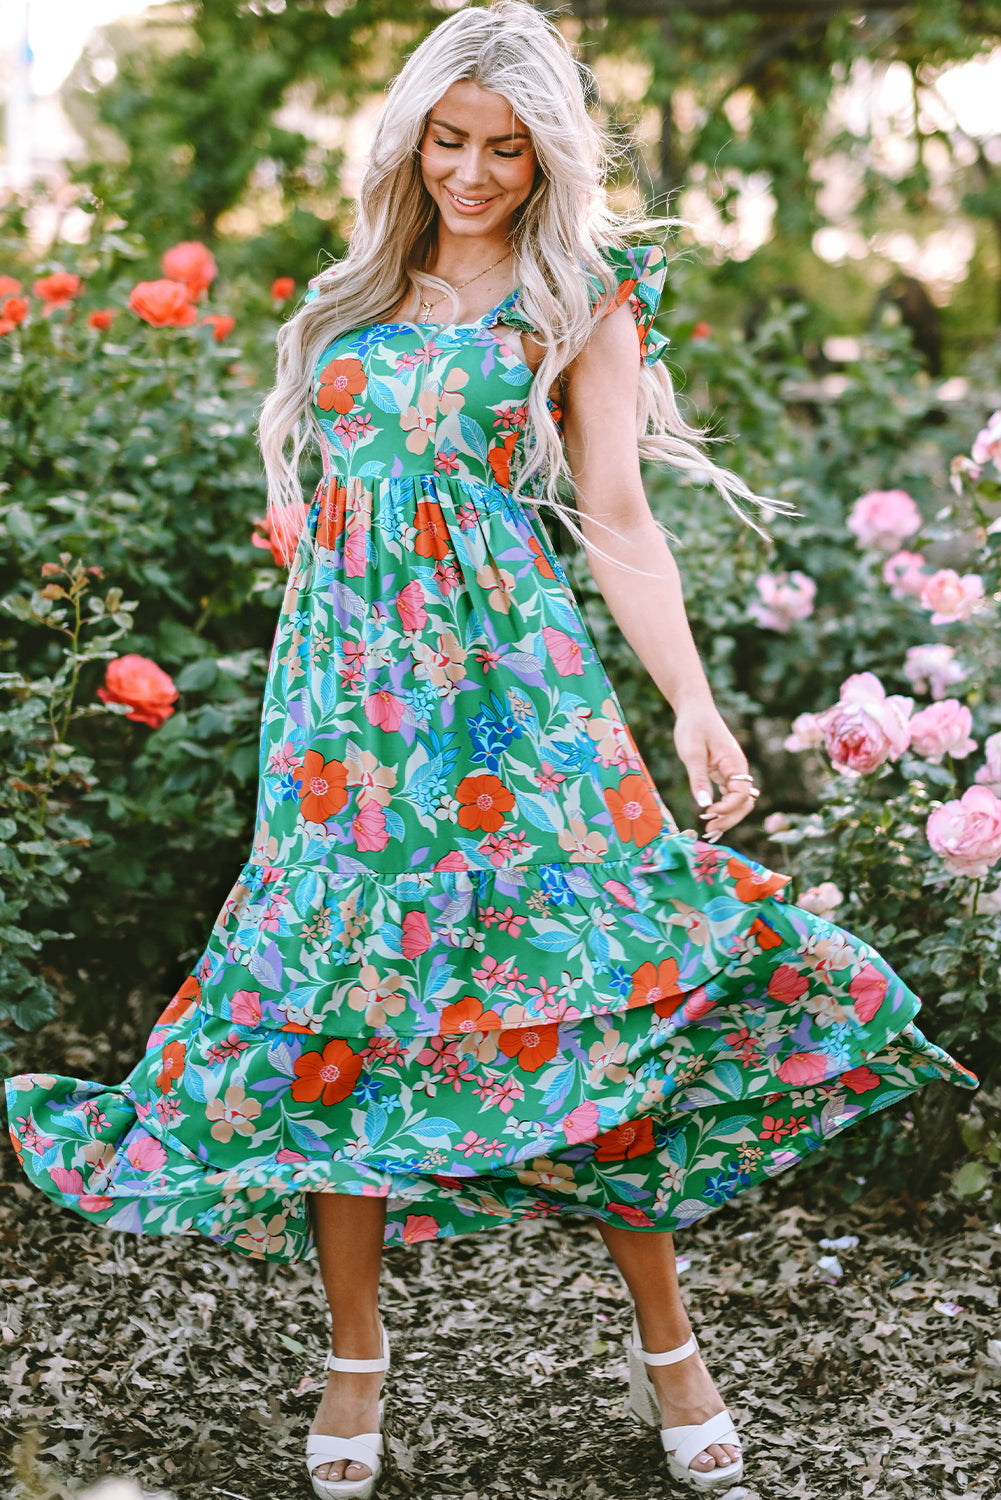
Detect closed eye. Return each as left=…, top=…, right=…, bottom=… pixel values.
left=432, top=138, right=525, bottom=159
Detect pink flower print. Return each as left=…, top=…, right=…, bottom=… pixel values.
left=473, top=954, right=519, bottom=991
left=396, top=580, right=428, bottom=632
left=434, top=558, right=463, bottom=595
left=456, top=1131, right=486, bottom=1157
left=276, top=1148, right=308, bottom=1163
left=525, top=977, right=561, bottom=1011
left=920, top=568, right=984, bottom=624
left=841, top=1064, right=881, bottom=1094
left=562, top=1101, right=600, bottom=1144
left=536, top=761, right=567, bottom=793
left=481, top=905, right=526, bottom=936
left=230, top=990, right=262, bottom=1025
left=402, top=1213, right=439, bottom=1243
left=682, top=987, right=715, bottom=1022
left=475, top=646, right=502, bottom=672
left=364, top=690, right=406, bottom=733
left=353, top=799, right=390, bottom=852
left=882, top=550, right=927, bottom=599
left=542, top=626, right=584, bottom=676
left=480, top=1138, right=504, bottom=1159
left=602, top=878, right=637, bottom=909
left=725, top=1026, right=762, bottom=1067
left=268, top=741, right=303, bottom=776
left=767, top=964, right=810, bottom=1005
left=455, top=502, right=479, bottom=530
left=435, top=850, right=469, bottom=872
left=488, top=1076, right=525, bottom=1113
left=908, top=700, right=976, bottom=762
left=847, top=489, right=921, bottom=550
left=401, top=910, right=433, bottom=958
left=747, top=570, right=817, bottom=632
left=776, top=1051, right=829, bottom=1086
left=48, top=1166, right=114, bottom=1212
left=440, top=1054, right=477, bottom=1092
left=125, top=1132, right=168, bottom=1172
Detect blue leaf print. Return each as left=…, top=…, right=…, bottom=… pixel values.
left=248, top=941, right=283, bottom=992
left=458, top=414, right=489, bottom=464
left=527, top=929, right=578, bottom=953
left=411, top=1116, right=459, bottom=1141
left=367, top=376, right=401, bottom=413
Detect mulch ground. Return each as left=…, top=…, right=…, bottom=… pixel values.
left=2, top=1017, right=999, bottom=1500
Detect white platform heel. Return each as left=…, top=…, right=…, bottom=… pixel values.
left=305, top=1323, right=390, bottom=1500
left=627, top=1319, right=743, bottom=1492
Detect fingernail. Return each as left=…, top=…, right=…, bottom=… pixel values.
left=695, top=789, right=712, bottom=808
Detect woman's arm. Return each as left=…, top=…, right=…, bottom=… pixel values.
left=561, top=301, right=756, bottom=839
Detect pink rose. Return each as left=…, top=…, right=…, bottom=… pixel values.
left=353, top=800, right=389, bottom=852
left=128, top=279, right=196, bottom=328
left=971, top=410, right=1001, bottom=474
left=907, top=700, right=976, bottom=762
left=401, top=910, right=432, bottom=958
left=230, top=989, right=262, bottom=1025
left=797, top=882, right=843, bottom=918
left=848, top=963, right=887, bottom=1022
left=926, top=785, right=1001, bottom=877
left=903, top=644, right=967, bottom=701
left=562, top=1101, right=600, bottom=1144
left=396, top=580, right=428, bottom=631
left=767, top=964, right=810, bottom=1005
left=125, top=1132, right=168, bottom=1172
left=747, top=570, right=816, bottom=633
left=776, top=1051, right=828, bottom=1086
left=98, top=654, right=178, bottom=728
left=784, top=711, right=825, bottom=752
left=363, top=690, right=405, bottom=732
left=402, top=1213, right=439, bottom=1243
left=847, top=489, right=921, bottom=550
left=974, top=732, right=1001, bottom=795
left=817, top=673, right=912, bottom=774
left=542, top=626, right=584, bottom=676
left=920, top=569, right=984, bottom=625
left=882, top=550, right=927, bottom=599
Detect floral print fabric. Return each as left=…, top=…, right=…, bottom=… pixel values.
left=5, top=246, right=977, bottom=1261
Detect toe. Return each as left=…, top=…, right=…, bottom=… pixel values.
left=345, top=1461, right=372, bottom=1481
left=690, top=1450, right=716, bottom=1472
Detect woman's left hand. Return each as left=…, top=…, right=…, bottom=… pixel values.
left=672, top=702, right=760, bottom=841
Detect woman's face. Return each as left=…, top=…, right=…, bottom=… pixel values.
left=419, top=81, right=537, bottom=243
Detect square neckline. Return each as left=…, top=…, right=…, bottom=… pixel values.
left=397, top=284, right=522, bottom=333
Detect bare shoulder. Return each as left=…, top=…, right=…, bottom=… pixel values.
left=564, top=300, right=641, bottom=411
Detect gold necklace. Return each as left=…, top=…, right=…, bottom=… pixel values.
left=416, top=250, right=513, bottom=323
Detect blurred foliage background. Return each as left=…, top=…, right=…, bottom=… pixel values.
left=2, top=0, right=1000, bottom=1202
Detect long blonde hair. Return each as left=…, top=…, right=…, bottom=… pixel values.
left=258, top=0, right=782, bottom=538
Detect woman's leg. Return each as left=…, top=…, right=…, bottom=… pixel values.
left=309, top=1191, right=388, bottom=1485
left=599, top=1223, right=740, bottom=1474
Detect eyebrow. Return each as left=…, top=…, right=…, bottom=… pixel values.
left=430, top=117, right=531, bottom=143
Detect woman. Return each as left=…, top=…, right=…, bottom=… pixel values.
left=5, top=3, right=977, bottom=1496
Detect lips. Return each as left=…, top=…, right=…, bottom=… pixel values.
left=444, top=186, right=497, bottom=212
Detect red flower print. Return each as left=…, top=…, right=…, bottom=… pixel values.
left=594, top=1117, right=656, bottom=1161
left=298, top=749, right=348, bottom=822
left=155, top=974, right=200, bottom=1027
left=487, top=432, right=519, bottom=488
left=776, top=1051, right=828, bottom=1086
left=396, top=580, right=428, bottom=631
left=682, top=987, right=715, bottom=1021
left=440, top=995, right=503, bottom=1034
left=607, top=1202, right=654, bottom=1228
left=541, top=626, right=584, bottom=677
left=402, top=1214, right=439, bottom=1243
left=749, top=916, right=783, bottom=950
left=628, top=958, right=682, bottom=1016
left=317, top=356, right=367, bottom=414
left=157, top=1039, right=186, bottom=1094
left=401, top=910, right=432, bottom=958
left=527, top=536, right=556, bottom=578
left=413, top=499, right=450, bottom=560
left=292, top=1038, right=364, bottom=1105
left=767, top=964, right=810, bottom=1006
left=841, top=1064, right=881, bottom=1094
left=849, top=963, right=887, bottom=1022
left=497, top=1023, right=560, bottom=1072
left=317, top=478, right=347, bottom=549
left=759, top=1115, right=789, bottom=1142
left=456, top=773, right=516, bottom=833
left=605, top=774, right=662, bottom=848
left=726, top=856, right=789, bottom=903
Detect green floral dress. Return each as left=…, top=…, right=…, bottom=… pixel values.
left=5, top=246, right=977, bottom=1261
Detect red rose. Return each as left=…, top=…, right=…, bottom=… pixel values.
left=33, top=271, right=82, bottom=306
left=161, top=241, right=217, bottom=299
left=98, top=654, right=178, bottom=728
left=201, top=313, right=236, bottom=342
left=271, top=276, right=295, bottom=301
left=0, top=296, right=29, bottom=335
left=88, top=309, right=116, bottom=331
left=128, top=280, right=197, bottom=328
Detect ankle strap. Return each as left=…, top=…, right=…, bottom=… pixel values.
left=324, top=1322, right=390, bottom=1374
left=631, top=1318, right=699, bottom=1366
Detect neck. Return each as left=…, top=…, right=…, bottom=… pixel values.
left=429, top=224, right=513, bottom=282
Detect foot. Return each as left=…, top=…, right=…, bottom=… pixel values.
left=640, top=1327, right=741, bottom=1477
left=308, top=1361, right=384, bottom=1485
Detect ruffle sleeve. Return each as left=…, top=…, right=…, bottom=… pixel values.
left=502, top=244, right=670, bottom=366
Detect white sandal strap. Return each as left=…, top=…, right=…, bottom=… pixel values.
left=631, top=1319, right=699, bottom=1366
left=662, top=1410, right=741, bottom=1471
left=324, top=1325, right=390, bottom=1374
left=305, top=1433, right=384, bottom=1475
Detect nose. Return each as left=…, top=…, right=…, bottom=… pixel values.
left=452, top=145, right=491, bottom=188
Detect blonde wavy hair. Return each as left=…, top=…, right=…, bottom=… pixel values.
left=258, top=0, right=781, bottom=539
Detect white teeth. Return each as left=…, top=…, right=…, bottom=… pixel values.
left=451, top=192, right=489, bottom=206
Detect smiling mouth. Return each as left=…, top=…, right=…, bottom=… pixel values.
left=445, top=187, right=496, bottom=208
